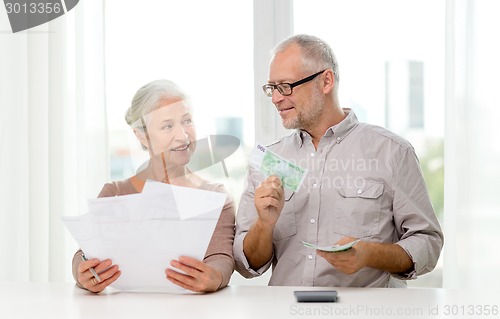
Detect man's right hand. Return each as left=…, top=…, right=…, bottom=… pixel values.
left=242, top=175, right=285, bottom=270
left=254, top=175, right=285, bottom=228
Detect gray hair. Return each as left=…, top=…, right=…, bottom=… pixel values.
left=125, top=79, right=188, bottom=130
left=272, top=34, right=339, bottom=82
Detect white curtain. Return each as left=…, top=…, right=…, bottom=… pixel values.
left=0, top=2, right=108, bottom=282
left=443, top=0, right=500, bottom=288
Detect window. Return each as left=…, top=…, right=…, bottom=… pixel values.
left=294, top=0, right=445, bottom=287
left=104, top=1, right=254, bottom=202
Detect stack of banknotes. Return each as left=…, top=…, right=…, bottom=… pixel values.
left=249, top=144, right=308, bottom=192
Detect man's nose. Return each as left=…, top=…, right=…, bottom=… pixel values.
left=271, top=88, right=285, bottom=105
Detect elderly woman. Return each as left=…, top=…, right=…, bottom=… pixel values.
left=72, top=80, right=235, bottom=293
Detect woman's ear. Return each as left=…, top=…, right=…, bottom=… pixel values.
left=322, top=69, right=335, bottom=94
left=133, top=128, right=148, bottom=150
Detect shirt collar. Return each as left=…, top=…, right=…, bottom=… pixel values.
left=295, top=108, right=359, bottom=147
left=326, top=108, right=359, bottom=143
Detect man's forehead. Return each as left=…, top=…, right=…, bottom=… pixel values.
left=269, top=44, right=303, bottom=81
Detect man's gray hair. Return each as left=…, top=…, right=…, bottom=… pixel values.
left=272, top=34, right=339, bottom=82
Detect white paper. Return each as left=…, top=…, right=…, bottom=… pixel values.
left=62, top=181, right=226, bottom=293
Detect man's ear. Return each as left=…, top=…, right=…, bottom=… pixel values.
left=133, top=128, right=148, bottom=150
left=322, top=69, right=335, bottom=94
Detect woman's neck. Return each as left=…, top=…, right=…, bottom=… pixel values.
left=168, top=173, right=204, bottom=188
left=136, top=158, right=203, bottom=188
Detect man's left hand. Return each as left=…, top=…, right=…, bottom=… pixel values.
left=316, top=237, right=368, bottom=275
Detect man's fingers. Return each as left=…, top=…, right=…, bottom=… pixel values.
left=263, top=175, right=283, bottom=188
left=256, top=182, right=284, bottom=201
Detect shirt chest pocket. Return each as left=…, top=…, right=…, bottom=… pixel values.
left=333, top=180, right=384, bottom=238
left=273, top=189, right=296, bottom=241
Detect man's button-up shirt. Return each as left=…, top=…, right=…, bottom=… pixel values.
left=233, top=109, right=444, bottom=287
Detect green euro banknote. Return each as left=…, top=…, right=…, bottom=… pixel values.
left=249, top=144, right=308, bottom=191
left=302, top=239, right=360, bottom=252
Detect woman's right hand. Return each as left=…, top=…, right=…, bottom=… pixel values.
left=77, top=258, right=121, bottom=293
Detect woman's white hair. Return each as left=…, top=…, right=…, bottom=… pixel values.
left=125, top=79, right=188, bottom=130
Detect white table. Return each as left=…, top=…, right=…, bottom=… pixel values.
left=1, top=282, right=498, bottom=319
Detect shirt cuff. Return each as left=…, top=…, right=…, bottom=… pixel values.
left=391, top=262, right=418, bottom=280
left=233, top=233, right=273, bottom=278
left=394, top=240, right=425, bottom=280
left=204, top=255, right=234, bottom=290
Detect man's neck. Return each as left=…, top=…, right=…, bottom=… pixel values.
left=307, top=106, right=346, bottom=149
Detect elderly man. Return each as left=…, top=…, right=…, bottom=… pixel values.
left=233, top=34, right=443, bottom=287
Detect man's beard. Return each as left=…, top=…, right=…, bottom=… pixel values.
left=282, top=89, right=324, bottom=130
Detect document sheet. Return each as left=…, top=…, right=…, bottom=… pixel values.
left=62, top=180, right=226, bottom=293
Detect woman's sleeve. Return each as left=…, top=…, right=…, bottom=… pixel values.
left=203, top=190, right=236, bottom=290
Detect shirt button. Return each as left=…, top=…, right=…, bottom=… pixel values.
left=357, top=189, right=362, bottom=194
left=310, top=218, right=316, bottom=224
left=308, top=254, right=313, bottom=260
left=336, top=137, right=341, bottom=143
left=310, top=152, right=315, bottom=157
left=312, top=183, right=318, bottom=188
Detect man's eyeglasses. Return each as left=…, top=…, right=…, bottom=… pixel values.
left=262, top=70, right=326, bottom=97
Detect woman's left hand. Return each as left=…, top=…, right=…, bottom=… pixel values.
left=166, top=256, right=223, bottom=293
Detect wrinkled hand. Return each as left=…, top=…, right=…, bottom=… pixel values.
left=317, top=237, right=368, bottom=275
left=166, top=256, right=223, bottom=293
left=77, top=258, right=121, bottom=293
left=254, top=175, right=284, bottom=228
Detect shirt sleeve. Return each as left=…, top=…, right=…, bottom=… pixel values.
left=233, top=166, right=273, bottom=278
left=391, top=146, right=444, bottom=279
